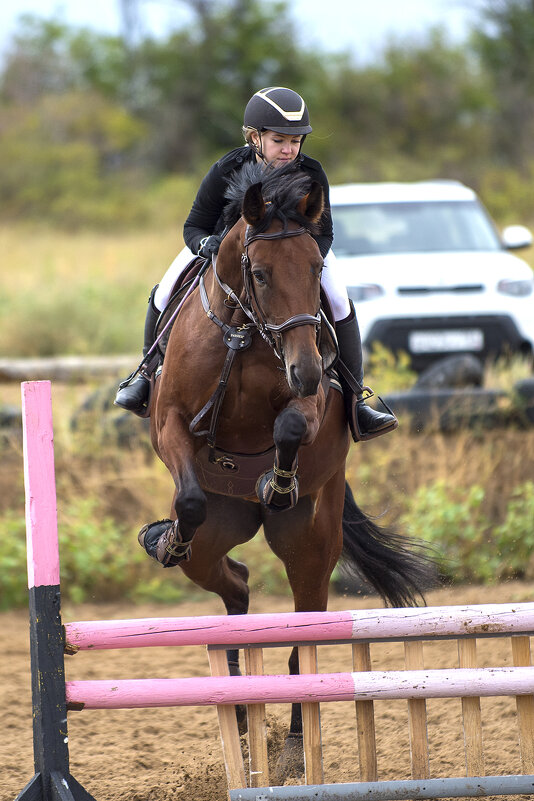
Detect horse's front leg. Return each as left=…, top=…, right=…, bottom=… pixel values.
left=140, top=407, right=207, bottom=566
left=256, top=393, right=323, bottom=512
left=255, top=406, right=306, bottom=511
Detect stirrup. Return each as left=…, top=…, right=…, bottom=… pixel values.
left=115, top=367, right=157, bottom=418
left=350, top=387, right=398, bottom=442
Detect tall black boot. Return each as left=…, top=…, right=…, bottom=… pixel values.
left=114, top=285, right=160, bottom=415
left=335, top=301, right=398, bottom=441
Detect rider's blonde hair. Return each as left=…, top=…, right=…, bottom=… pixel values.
left=242, top=126, right=259, bottom=145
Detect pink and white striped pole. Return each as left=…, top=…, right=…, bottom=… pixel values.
left=65, top=666, right=534, bottom=711
left=64, top=603, right=534, bottom=652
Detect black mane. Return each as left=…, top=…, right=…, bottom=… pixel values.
left=224, top=160, right=320, bottom=235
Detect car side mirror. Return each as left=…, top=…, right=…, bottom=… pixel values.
left=501, top=224, right=533, bottom=250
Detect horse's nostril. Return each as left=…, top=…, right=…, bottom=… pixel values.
left=289, top=362, right=321, bottom=397
left=289, top=364, right=303, bottom=393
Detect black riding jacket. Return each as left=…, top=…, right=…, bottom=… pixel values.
left=183, top=146, right=333, bottom=259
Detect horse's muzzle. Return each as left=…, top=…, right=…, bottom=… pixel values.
left=288, top=359, right=322, bottom=397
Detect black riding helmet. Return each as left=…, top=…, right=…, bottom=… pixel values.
left=243, top=87, right=312, bottom=136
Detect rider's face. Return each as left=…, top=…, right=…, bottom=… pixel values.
left=253, top=130, right=302, bottom=166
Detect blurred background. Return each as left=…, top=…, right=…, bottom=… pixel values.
left=1, top=0, right=534, bottom=609
left=2, top=0, right=534, bottom=233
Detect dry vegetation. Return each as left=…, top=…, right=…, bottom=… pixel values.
left=1, top=225, right=534, bottom=606
left=2, top=376, right=534, bottom=607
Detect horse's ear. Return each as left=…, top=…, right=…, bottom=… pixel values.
left=297, top=181, right=324, bottom=223
left=242, top=182, right=266, bottom=225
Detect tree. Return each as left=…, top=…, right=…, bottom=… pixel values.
left=473, top=0, right=534, bottom=166
left=311, top=29, right=494, bottom=184
left=134, top=0, right=315, bottom=169
left=0, top=91, right=146, bottom=224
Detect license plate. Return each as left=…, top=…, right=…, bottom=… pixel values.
left=409, top=329, right=484, bottom=354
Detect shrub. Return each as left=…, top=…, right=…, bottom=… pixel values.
left=401, top=480, right=534, bottom=584
left=0, top=495, right=186, bottom=608
left=494, top=481, right=534, bottom=580
left=401, top=481, right=493, bottom=583
left=0, top=510, right=29, bottom=609
left=365, top=342, right=417, bottom=391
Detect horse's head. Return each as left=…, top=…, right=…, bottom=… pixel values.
left=224, top=164, right=325, bottom=398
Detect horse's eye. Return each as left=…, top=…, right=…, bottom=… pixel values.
left=252, top=270, right=266, bottom=286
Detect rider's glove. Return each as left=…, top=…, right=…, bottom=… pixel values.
left=198, top=234, right=223, bottom=259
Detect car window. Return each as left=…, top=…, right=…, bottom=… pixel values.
left=332, top=201, right=502, bottom=255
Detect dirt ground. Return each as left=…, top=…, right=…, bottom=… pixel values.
left=2, top=581, right=534, bottom=801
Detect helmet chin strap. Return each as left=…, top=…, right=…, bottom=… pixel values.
left=251, top=130, right=267, bottom=164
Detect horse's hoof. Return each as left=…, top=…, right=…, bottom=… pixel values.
left=273, top=733, right=304, bottom=784
left=255, top=471, right=299, bottom=513
left=236, top=704, right=248, bottom=736
left=138, top=520, right=192, bottom=567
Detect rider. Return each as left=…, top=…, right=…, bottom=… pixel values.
left=114, top=86, right=396, bottom=440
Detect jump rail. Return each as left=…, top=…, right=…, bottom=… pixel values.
left=64, top=603, right=534, bottom=651
left=65, top=666, right=534, bottom=709
left=15, top=381, right=534, bottom=801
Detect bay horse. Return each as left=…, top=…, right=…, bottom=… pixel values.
left=140, top=162, right=434, bottom=779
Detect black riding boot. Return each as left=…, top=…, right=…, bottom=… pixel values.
left=114, top=285, right=160, bottom=415
left=336, top=301, right=398, bottom=441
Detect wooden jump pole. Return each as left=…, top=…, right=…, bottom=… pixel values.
left=64, top=603, right=534, bottom=650
left=64, top=666, right=534, bottom=709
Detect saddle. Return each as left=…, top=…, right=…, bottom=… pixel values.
left=154, top=255, right=207, bottom=358
left=127, top=256, right=206, bottom=419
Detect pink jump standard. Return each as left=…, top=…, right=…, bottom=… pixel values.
left=16, top=381, right=96, bottom=801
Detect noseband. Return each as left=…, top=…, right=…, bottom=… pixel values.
left=239, top=225, right=321, bottom=360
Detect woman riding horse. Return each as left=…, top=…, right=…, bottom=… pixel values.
left=120, top=156, right=433, bottom=782
left=114, top=86, right=396, bottom=441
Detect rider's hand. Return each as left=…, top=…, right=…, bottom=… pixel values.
left=198, top=234, right=223, bottom=258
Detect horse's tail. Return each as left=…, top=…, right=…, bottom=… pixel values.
left=341, top=481, right=437, bottom=607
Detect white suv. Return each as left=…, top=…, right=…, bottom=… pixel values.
left=330, top=180, right=534, bottom=371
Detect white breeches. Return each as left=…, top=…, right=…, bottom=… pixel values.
left=154, top=247, right=351, bottom=322
left=320, top=250, right=351, bottom=321
left=154, top=247, right=196, bottom=311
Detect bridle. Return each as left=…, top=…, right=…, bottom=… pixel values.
left=202, top=223, right=321, bottom=364
left=192, top=222, right=323, bottom=458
